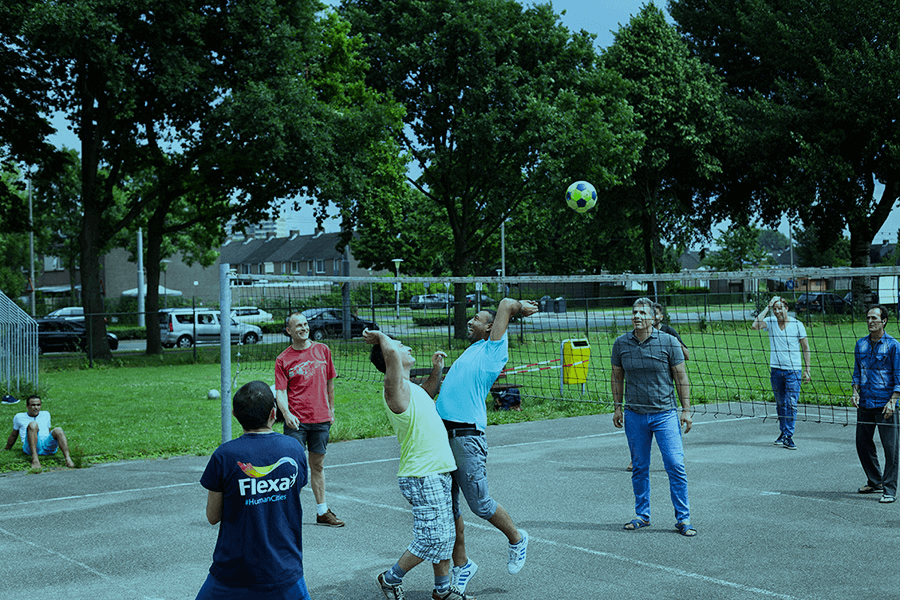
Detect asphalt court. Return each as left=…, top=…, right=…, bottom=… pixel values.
left=0, top=412, right=894, bottom=600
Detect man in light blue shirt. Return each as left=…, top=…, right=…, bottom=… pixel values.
left=434, top=297, right=537, bottom=593
left=852, top=305, right=900, bottom=503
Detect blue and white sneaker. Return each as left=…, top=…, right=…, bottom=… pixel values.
left=452, top=560, right=478, bottom=594
left=773, top=434, right=785, bottom=446
left=507, top=529, right=528, bottom=574
left=1, top=395, right=19, bottom=404
left=783, top=436, right=797, bottom=450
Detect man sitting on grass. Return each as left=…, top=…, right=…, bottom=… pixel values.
left=4, top=395, right=75, bottom=469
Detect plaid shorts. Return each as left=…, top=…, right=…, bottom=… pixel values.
left=398, top=472, right=455, bottom=563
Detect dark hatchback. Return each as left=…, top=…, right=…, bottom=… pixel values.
left=37, top=318, right=119, bottom=354
left=301, top=308, right=378, bottom=341
left=795, top=292, right=849, bottom=314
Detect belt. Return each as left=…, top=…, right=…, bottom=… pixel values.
left=448, top=428, right=483, bottom=438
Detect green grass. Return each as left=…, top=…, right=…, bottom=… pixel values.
left=2, top=317, right=865, bottom=473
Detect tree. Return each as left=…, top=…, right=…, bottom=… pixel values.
left=757, top=228, right=789, bottom=255
left=670, top=0, right=900, bottom=269
left=8, top=0, right=403, bottom=356
left=793, top=225, right=850, bottom=268
left=602, top=3, right=729, bottom=276
left=702, top=224, right=771, bottom=271
left=341, top=0, right=642, bottom=334
left=0, top=4, right=64, bottom=233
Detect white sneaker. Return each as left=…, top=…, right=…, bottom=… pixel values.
left=507, top=529, right=528, bottom=574
left=452, top=560, right=478, bottom=594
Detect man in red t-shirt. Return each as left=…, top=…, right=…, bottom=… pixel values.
left=275, top=312, right=343, bottom=527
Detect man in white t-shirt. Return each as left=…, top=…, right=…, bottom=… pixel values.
left=4, top=395, right=75, bottom=468
left=752, top=296, right=812, bottom=450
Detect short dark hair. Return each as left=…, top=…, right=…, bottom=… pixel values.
left=26, top=394, right=40, bottom=403
left=870, top=304, right=890, bottom=322
left=232, top=381, right=275, bottom=429
left=369, top=334, right=398, bottom=374
left=483, top=308, right=497, bottom=323
left=651, top=302, right=664, bottom=315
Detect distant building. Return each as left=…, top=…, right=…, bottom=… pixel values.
left=34, top=229, right=376, bottom=310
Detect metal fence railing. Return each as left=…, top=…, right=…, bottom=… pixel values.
left=0, top=291, right=38, bottom=396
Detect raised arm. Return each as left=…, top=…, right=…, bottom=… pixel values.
left=362, top=328, right=411, bottom=414
left=490, top=298, right=538, bottom=341
left=752, top=296, right=779, bottom=330
left=420, top=350, right=447, bottom=399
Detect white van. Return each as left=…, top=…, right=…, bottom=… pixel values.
left=159, top=308, right=262, bottom=348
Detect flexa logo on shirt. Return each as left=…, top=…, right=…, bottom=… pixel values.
left=236, top=457, right=299, bottom=497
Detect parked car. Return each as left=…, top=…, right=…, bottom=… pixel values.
left=465, top=292, right=495, bottom=308
left=795, top=292, right=848, bottom=314
left=301, top=308, right=378, bottom=341
left=159, top=308, right=262, bottom=348
left=45, top=306, right=109, bottom=324
left=409, top=293, right=455, bottom=309
left=46, top=306, right=84, bottom=321
left=231, top=306, right=273, bottom=323
left=37, top=318, right=119, bottom=354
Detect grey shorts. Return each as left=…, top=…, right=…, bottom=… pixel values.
left=398, top=472, right=455, bottom=563
left=284, top=422, right=331, bottom=455
left=448, top=434, right=498, bottom=521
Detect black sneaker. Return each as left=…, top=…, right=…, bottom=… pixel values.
left=378, top=572, right=405, bottom=600
left=783, top=436, right=797, bottom=450
left=773, top=434, right=785, bottom=446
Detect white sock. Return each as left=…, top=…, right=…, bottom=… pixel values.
left=316, top=503, right=328, bottom=516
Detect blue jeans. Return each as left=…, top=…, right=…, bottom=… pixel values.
left=624, top=409, right=690, bottom=524
left=770, top=369, right=801, bottom=437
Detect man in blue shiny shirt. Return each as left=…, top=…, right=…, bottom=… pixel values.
left=852, top=305, right=900, bottom=504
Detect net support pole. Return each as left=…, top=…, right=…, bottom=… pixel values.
left=220, top=263, right=232, bottom=443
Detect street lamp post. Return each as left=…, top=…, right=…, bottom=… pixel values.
left=160, top=259, right=171, bottom=309
left=392, top=258, right=403, bottom=319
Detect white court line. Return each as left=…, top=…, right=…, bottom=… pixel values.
left=0, top=525, right=164, bottom=600
left=322, top=489, right=805, bottom=600
left=0, top=482, right=197, bottom=509
left=0, top=416, right=805, bottom=599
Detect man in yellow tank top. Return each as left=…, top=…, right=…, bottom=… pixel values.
left=364, top=329, right=473, bottom=600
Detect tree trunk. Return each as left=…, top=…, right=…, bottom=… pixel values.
left=79, top=204, right=111, bottom=360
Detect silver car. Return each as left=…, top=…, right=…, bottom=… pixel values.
left=159, top=308, right=262, bottom=348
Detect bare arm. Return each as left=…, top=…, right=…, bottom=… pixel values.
left=326, top=377, right=335, bottom=422
left=800, top=337, right=812, bottom=383
left=362, top=329, right=411, bottom=414
left=752, top=296, right=779, bottom=330
left=206, top=490, right=223, bottom=525
left=420, top=351, right=447, bottom=399
left=611, top=365, right=625, bottom=428
left=671, top=362, right=692, bottom=434
left=4, top=429, right=17, bottom=450
left=490, top=298, right=538, bottom=341
left=275, top=388, right=298, bottom=430
left=681, top=343, right=690, bottom=361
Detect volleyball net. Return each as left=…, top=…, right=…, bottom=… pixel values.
left=221, top=266, right=900, bottom=427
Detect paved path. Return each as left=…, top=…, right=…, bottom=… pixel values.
left=0, top=413, right=891, bottom=600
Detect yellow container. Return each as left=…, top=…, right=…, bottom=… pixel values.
left=562, top=339, right=590, bottom=384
